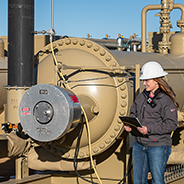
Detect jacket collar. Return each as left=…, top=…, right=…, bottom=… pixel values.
left=143, top=88, right=163, bottom=99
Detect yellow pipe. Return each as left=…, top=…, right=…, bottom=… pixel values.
left=174, top=4, right=184, bottom=32
left=141, top=4, right=162, bottom=52
left=141, top=3, right=184, bottom=52
left=174, top=4, right=184, bottom=20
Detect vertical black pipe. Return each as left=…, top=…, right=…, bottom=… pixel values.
left=8, top=0, right=34, bottom=86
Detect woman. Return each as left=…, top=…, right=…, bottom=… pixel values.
left=124, top=61, right=178, bottom=184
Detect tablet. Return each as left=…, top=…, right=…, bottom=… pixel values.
left=119, top=116, right=148, bottom=137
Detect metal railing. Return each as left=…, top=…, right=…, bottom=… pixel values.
left=165, top=164, right=184, bottom=183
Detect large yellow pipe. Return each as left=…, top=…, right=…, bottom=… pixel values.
left=141, top=3, right=184, bottom=52
left=141, top=4, right=161, bottom=52
left=175, top=4, right=184, bottom=32
left=174, top=3, right=184, bottom=20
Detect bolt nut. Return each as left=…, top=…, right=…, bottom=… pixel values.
left=110, top=132, right=116, bottom=138
left=106, top=55, right=111, bottom=61
left=65, top=39, right=71, bottom=45
left=114, top=125, right=120, bottom=131
left=120, top=110, right=126, bottom=116
left=80, top=40, right=85, bottom=46
left=120, top=85, right=126, bottom=91
left=58, top=40, right=63, bottom=46
left=121, top=101, right=127, bottom=107
left=94, top=46, right=100, bottom=51
left=100, top=50, right=106, bottom=56
left=118, top=78, right=124, bottom=82
left=99, top=143, right=105, bottom=149
left=87, top=42, right=93, bottom=48
left=91, top=106, right=99, bottom=114
left=121, top=93, right=127, bottom=99
left=72, top=39, right=78, bottom=45
left=93, top=148, right=99, bottom=153
left=105, top=138, right=111, bottom=144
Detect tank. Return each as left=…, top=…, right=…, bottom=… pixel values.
left=0, top=38, right=4, bottom=57
left=11, top=37, right=184, bottom=184
left=2, top=0, right=184, bottom=183
left=170, top=32, right=184, bottom=55
left=0, top=38, right=7, bottom=111
left=0, top=57, right=7, bottom=111
left=0, top=57, right=7, bottom=135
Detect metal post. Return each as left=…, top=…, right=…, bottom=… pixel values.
left=8, top=0, right=34, bottom=87
left=135, top=64, right=140, bottom=97
left=8, top=0, right=34, bottom=179
left=51, top=0, right=54, bottom=29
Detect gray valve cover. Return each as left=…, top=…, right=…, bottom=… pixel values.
left=19, top=84, right=81, bottom=142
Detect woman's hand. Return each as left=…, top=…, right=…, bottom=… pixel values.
left=124, top=125, right=132, bottom=132
left=137, top=126, right=147, bottom=135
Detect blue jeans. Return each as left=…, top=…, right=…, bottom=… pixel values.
left=132, top=141, right=171, bottom=184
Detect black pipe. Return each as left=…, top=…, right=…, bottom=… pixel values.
left=8, top=0, right=34, bottom=86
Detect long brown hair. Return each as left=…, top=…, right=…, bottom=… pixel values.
left=154, top=78, right=179, bottom=107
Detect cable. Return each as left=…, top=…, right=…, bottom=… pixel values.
left=50, top=40, right=103, bottom=184
left=50, top=41, right=70, bottom=89
left=83, top=105, right=102, bottom=184
left=117, top=165, right=133, bottom=184
left=51, top=38, right=135, bottom=184
left=74, top=117, right=98, bottom=184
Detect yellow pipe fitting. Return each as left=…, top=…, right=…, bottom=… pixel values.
left=141, top=4, right=162, bottom=52
left=174, top=4, right=184, bottom=21
left=141, top=2, right=184, bottom=53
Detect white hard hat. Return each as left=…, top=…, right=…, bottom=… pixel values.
left=139, top=61, right=168, bottom=80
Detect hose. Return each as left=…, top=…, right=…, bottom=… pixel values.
left=50, top=41, right=103, bottom=184
left=118, top=165, right=133, bottom=184
left=74, top=116, right=98, bottom=184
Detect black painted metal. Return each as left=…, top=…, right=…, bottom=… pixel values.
left=8, top=0, right=34, bottom=86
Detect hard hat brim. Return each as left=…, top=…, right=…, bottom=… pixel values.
left=139, top=71, right=168, bottom=80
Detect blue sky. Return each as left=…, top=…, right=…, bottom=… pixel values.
left=0, top=0, right=183, bottom=40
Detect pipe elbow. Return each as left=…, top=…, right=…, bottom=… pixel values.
left=141, top=4, right=162, bottom=16
left=174, top=3, right=184, bottom=21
